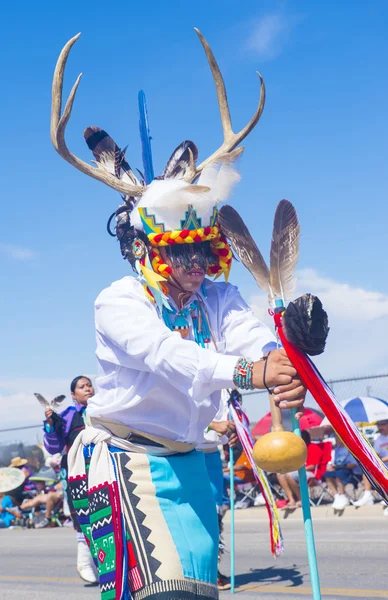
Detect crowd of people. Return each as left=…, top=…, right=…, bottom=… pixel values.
left=1, top=376, right=98, bottom=584
left=2, top=387, right=388, bottom=596
left=3, top=409, right=388, bottom=535
left=220, top=419, right=388, bottom=515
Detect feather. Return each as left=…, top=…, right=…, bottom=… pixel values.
left=138, top=90, right=155, bottom=184
left=130, top=178, right=209, bottom=231
left=198, top=161, right=240, bottom=204
left=218, top=205, right=274, bottom=302
left=270, top=200, right=300, bottom=304
left=162, top=141, right=199, bottom=180
left=34, top=393, right=66, bottom=412
left=34, top=393, right=49, bottom=409
left=137, top=178, right=210, bottom=207
left=84, top=126, right=141, bottom=187
left=51, top=395, right=66, bottom=409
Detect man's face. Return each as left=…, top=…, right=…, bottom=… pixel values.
left=377, top=421, right=388, bottom=436
left=160, top=243, right=210, bottom=294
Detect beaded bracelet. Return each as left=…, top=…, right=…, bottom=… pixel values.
left=233, top=357, right=254, bottom=390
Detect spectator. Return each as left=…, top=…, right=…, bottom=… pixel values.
left=0, top=493, right=21, bottom=528
left=8, top=457, right=33, bottom=503
left=9, top=457, right=29, bottom=478
left=22, top=446, right=45, bottom=492
left=20, top=468, right=63, bottom=527
left=222, top=446, right=253, bottom=509
left=353, top=419, right=388, bottom=513
left=277, top=430, right=325, bottom=509
left=322, top=435, right=357, bottom=510
left=42, top=375, right=97, bottom=584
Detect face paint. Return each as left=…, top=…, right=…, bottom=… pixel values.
left=164, top=242, right=215, bottom=272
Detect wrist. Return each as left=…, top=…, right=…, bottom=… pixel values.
left=252, top=361, right=265, bottom=389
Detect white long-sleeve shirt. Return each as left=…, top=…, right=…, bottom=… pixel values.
left=87, top=276, right=276, bottom=444
left=197, top=389, right=230, bottom=451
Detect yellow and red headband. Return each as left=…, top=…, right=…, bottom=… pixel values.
left=145, top=225, right=232, bottom=281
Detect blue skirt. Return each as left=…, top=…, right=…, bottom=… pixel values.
left=203, top=451, right=224, bottom=508
left=71, top=446, right=219, bottom=600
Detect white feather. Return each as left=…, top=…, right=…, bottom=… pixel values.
left=131, top=161, right=240, bottom=232
left=131, top=179, right=214, bottom=230
left=198, top=161, right=240, bottom=204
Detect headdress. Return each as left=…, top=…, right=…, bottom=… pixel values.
left=50, top=29, right=266, bottom=307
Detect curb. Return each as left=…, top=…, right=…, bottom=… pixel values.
left=223, top=503, right=387, bottom=521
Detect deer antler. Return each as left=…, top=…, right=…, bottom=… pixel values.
left=185, top=28, right=266, bottom=182
left=51, top=33, right=145, bottom=197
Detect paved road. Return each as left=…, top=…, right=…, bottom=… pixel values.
left=0, top=512, right=387, bottom=599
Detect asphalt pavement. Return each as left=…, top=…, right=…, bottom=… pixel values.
left=0, top=506, right=387, bottom=599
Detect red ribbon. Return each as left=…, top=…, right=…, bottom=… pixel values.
left=274, top=312, right=388, bottom=502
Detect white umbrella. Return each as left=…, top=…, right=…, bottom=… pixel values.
left=0, top=467, right=25, bottom=493
left=321, top=396, right=388, bottom=426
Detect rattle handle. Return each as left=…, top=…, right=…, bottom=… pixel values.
left=270, top=393, right=284, bottom=432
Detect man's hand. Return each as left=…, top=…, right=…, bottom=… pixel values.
left=45, top=407, right=54, bottom=426
left=209, top=420, right=238, bottom=446
left=210, top=420, right=235, bottom=437
left=252, top=349, right=306, bottom=415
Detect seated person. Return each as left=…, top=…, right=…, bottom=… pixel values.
left=0, top=493, right=21, bottom=528
left=223, top=446, right=253, bottom=508
left=322, top=435, right=357, bottom=510
left=354, top=418, right=388, bottom=510
left=8, top=457, right=32, bottom=504
left=277, top=430, right=325, bottom=509
left=20, top=471, right=63, bottom=528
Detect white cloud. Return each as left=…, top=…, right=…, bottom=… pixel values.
left=0, top=243, right=39, bottom=261
left=245, top=13, right=303, bottom=60
left=297, top=269, right=388, bottom=321
left=248, top=268, right=388, bottom=379
left=0, top=376, right=94, bottom=445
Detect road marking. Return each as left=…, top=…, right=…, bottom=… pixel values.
left=0, top=575, right=80, bottom=583
left=236, top=583, right=388, bottom=597
left=1, top=576, right=387, bottom=597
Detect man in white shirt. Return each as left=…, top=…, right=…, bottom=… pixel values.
left=74, top=170, right=305, bottom=600
left=52, top=30, right=306, bottom=600
left=353, top=419, right=388, bottom=510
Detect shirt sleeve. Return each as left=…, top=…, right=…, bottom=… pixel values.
left=221, top=285, right=277, bottom=360
left=3, top=496, right=13, bottom=509
left=203, top=390, right=230, bottom=445
left=42, top=411, right=70, bottom=455
left=95, top=284, right=238, bottom=401
left=43, top=427, right=66, bottom=455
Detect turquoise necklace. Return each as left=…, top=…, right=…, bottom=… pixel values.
left=162, top=285, right=212, bottom=348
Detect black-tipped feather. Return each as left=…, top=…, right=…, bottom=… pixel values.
left=162, top=141, right=199, bottom=180
left=84, top=126, right=141, bottom=187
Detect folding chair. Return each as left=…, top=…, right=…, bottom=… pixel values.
left=308, top=441, right=334, bottom=506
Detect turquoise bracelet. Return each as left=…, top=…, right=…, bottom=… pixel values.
left=233, top=357, right=254, bottom=390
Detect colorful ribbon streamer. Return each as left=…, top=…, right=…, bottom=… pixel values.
left=275, top=311, right=388, bottom=503
left=229, top=393, right=284, bottom=557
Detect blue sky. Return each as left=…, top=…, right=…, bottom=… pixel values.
left=1, top=1, right=388, bottom=440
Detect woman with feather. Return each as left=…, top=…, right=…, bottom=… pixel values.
left=38, top=377, right=98, bottom=585
left=50, top=30, right=306, bottom=600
